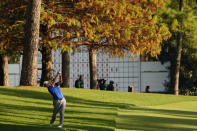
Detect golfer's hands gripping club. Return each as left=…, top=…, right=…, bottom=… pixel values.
left=57, top=70, right=61, bottom=75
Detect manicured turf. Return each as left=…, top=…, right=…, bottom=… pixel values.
left=0, top=87, right=197, bottom=131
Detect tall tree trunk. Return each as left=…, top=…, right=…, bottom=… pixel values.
left=62, top=51, right=70, bottom=88
left=173, top=0, right=183, bottom=95
left=40, top=46, right=52, bottom=86
left=174, top=33, right=183, bottom=95
left=0, top=55, right=9, bottom=86
left=89, top=49, right=97, bottom=89
left=20, top=0, right=41, bottom=86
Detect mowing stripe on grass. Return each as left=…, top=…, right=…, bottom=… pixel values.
left=0, top=87, right=197, bottom=131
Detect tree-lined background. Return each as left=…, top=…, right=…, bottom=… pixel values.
left=0, top=0, right=197, bottom=95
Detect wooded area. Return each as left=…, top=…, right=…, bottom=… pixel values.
left=0, top=0, right=197, bottom=95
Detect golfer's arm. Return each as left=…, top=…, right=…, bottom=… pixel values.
left=52, top=73, right=59, bottom=86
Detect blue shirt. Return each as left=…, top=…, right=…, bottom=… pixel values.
left=48, top=83, right=64, bottom=100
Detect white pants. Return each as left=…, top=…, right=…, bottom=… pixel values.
left=50, top=98, right=66, bottom=125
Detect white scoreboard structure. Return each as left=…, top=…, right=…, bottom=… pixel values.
left=10, top=46, right=169, bottom=93
left=49, top=46, right=141, bottom=92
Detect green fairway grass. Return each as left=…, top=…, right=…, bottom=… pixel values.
left=0, top=87, right=196, bottom=131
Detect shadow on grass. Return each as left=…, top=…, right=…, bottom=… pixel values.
left=1, top=88, right=197, bottom=130
left=65, top=115, right=115, bottom=127
left=0, top=123, right=65, bottom=131
left=131, top=106, right=197, bottom=118
left=66, top=108, right=116, bottom=116
left=0, top=112, right=48, bottom=121
left=0, top=103, right=51, bottom=113
left=66, top=95, right=134, bottom=110
left=64, top=124, right=114, bottom=131
left=0, top=88, right=134, bottom=109
left=117, top=106, right=197, bottom=131
left=0, top=118, right=114, bottom=131
left=0, top=88, right=132, bottom=131
left=0, top=88, right=50, bottom=100
left=5, top=97, right=51, bottom=106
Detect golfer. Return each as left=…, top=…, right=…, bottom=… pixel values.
left=43, top=71, right=66, bottom=128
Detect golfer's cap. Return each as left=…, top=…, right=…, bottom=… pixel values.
left=43, top=81, right=49, bottom=85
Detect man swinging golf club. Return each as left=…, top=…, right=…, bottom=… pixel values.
left=43, top=70, right=66, bottom=128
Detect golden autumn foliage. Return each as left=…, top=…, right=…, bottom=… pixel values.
left=44, top=0, right=170, bottom=57
left=0, top=0, right=171, bottom=57
left=0, top=0, right=27, bottom=54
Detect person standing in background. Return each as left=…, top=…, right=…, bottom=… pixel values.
left=75, top=75, right=84, bottom=88
left=107, top=80, right=115, bottom=91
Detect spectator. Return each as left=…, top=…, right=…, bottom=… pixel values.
left=145, top=86, right=150, bottom=93
left=107, top=80, right=115, bottom=91
left=99, top=79, right=107, bottom=90
left=128, top=85, right=134, bottom=92
left=75, top=75, right=84, bottom=88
